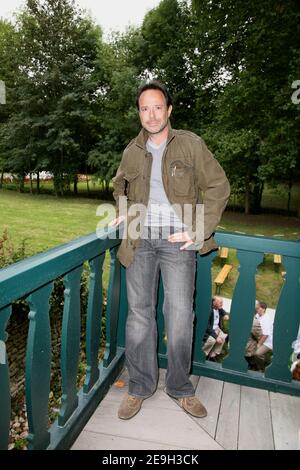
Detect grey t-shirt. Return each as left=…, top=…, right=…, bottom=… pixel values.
left=145, top=138, right=184, bottom=228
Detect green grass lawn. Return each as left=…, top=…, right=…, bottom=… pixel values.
left=227, top=181, right=300, bottom=213
left=0, top=188, right=299, bottom=307
left=2, top=179, right=300, bottom=213
left=261, top=182, right=300, bottom=212
left=219, top=211, right=300, bottom=240
left=214, top=212, right=299, bottom=308
left=0, top=189, right=116, bottom=288
left=0, top=189, right=115, bottom=256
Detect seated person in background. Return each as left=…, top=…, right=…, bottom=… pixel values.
left=290, top=326, right=300, bottom=381
left=292, top=325, right=300, bottom=362
left=291, top=360, right=300, bottom=381
left=202, top=296, right=229, bottom=361
left=245, top=301, right=273, bottom=371
left=245, top=301, right=263, bottom=359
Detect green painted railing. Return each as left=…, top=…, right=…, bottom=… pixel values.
left=0, top=228, right=126, bottom=450
left=158, top=231, right=300, bottom=397
left=0, top=228, right=299, bottom=450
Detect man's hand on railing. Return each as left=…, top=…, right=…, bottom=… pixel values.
left=109, top=215, right=126, bottom=227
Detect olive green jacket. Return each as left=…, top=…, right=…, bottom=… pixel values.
left=112, top=123, right=230, bottom=267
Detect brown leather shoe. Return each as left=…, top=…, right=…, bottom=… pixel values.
left=178, top=396, right=207, bottom=418
left=118, top=393, right=144, bottom=420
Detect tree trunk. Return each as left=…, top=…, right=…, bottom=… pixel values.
left=53, top=174, right=59, bottom=197
left=297, top=197, right=300, bottom=218
left=86, top=174, right=90, bottom=195
left=287, top=180, right=292, bottom=214
left=252, top=181, right=264, bottom=214
left=245, top=179, right=250, bottom=215
left=73, top=174, right=78, bottom=195
left=0, top=170, right=3, bottom=188
left=29, top=173, right=33, bottom=194
left=60, top=147, right=64, bottom=196
left=60, top=174, right=64, bottom=196
left=19, top=174, right=25, bottom=193
left=37, top=172, right=40, bottom=194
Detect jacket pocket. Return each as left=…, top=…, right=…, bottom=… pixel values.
left=125, top=170, right=141, bottom=201
left=169, top=160, right=195, bottom=197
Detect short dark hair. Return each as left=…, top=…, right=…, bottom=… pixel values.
left=136, top=80, right=173, bottom=110
left=258, top=301, right=267, bottom=310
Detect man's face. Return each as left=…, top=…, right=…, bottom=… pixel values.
left=213, top=298, right=223, bottom=309
left=257, top=306, right=266, bottom=316
left=138, top=89, right=172, bottom=136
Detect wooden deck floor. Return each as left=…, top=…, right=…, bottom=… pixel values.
left=72, top=368, right=300, bottom=450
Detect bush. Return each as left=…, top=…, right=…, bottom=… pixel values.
left=0, top=228, right=27, bottom=268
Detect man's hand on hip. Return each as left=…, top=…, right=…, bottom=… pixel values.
left=168, top=231, right=194, bottom=250
left=109, top=215, right=126, bottom=227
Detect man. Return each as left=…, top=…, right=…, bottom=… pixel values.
left=244, top=302, right=263, bottom=360
left=111, top=80, right=230, bottom=420
left=245, top=301, right=273, bottom=371
left=202, top=296, right=229, bottom=361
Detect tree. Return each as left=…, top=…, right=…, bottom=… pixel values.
left=130, top=0, right=200, bottom=129
left=192, top=0, right=300, bottom=213
left=1, top=0, right=104, bottom=195
left=0, top=19, right=21, bottom=186
left=87, top=30, right=141, bottom=190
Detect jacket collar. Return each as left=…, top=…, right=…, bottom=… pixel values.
left=135, top=121, right=176, bottom=150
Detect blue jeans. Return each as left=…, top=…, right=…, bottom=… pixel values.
left=125, top=227, right=196, bottom=398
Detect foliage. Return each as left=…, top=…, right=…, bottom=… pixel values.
left=191, top=0, right=300, bottom=213
left=0, top=228, right=27, bottom=268
left=0, top=0, right=299, bottom=212
left=0, top=0, right=105, bottom=195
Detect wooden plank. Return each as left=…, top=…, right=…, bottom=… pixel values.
left=214, top=264, right=232, bottom=285
left=72, top=429, right=195, bottom=450
left=85, top=395, right=223, bottom=450
left=219, top=247, right=229, bottom=259
left=215, top=382, right=240, bottom=450
left=194, top=376, right=224, bottom=438
left=239, top=386, right=274, bottom=450
left=270, top=391, right=300, bottom=450
left=274, top=254, right=282, bottom=264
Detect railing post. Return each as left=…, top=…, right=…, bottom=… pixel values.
left=193, top=251, right=218, bottom=363
left=58, top=265, right=83, bottom=425
left=157, top=277, right=167, bottom=358
left=222, top=250, right=264, bottom=372
left=0, top=306, right=12, bottom=450
left=116, top=265, right=128, bottom=349
left=103, top=247, right=121, bottom=368
left=26, top=283, right=53, bottom=450
left=84, top=254, right=105, bottom=393
left=266, top=256, right=300, bottom=381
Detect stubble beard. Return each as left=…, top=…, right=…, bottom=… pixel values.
left=143, top=119, right=169, bottom=136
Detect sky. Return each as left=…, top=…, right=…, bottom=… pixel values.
left=0, top=0, right=161, bottom=39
